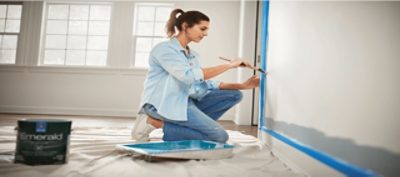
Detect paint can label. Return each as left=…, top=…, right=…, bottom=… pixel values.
left=14, top=119, right=72, bottom=165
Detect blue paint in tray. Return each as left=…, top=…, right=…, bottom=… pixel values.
left=116, top=140, right=234, bottom=160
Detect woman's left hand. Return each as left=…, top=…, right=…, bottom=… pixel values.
left=241, top=75, right=260, bottom=89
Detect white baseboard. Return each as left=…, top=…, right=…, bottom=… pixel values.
left=0, top=105, right=136, bottom=117
left=219, top=113, right=234, bottom=121
left=259, top=131, right=344, bottom=177
left=0, top=105, right=235, bottom=120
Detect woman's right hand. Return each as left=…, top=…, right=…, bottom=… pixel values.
left=229, top=59, right=251, bottom=68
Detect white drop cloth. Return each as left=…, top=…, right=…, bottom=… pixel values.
left=0, top=123, right=305, bottom=177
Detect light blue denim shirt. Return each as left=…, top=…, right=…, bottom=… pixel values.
left=139, top=37, right=220, bottom=121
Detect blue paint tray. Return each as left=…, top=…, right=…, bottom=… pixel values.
left=116, top=140, right=234, bottom=160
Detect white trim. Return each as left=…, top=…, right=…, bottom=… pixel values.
left=219, top=113, right=234, bottom=121
left=0, top=64, right=148, bottom=75
left=0, top=105, right=137, bottom=117
left=0, top=105, right=234, bottom=120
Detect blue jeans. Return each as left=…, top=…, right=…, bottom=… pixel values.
left=143, top=89, right=243, bottom=143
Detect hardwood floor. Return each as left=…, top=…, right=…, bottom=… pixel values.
left=0, top=113, right=258, bottom=137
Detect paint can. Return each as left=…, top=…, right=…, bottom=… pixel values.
left=14, top=119, right=72, bottom=165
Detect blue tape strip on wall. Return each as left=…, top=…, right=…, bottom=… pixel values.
left=257, top=1, right=378, bottom=176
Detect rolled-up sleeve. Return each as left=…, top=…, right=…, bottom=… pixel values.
left=192, top=67, right=204, bottom=82
left=206, top=80, right=221, bottom=90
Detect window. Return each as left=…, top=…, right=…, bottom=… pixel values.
left=0, top=3, right=22, bottom=64
left=42, top=3, right=111, bottom=66
left=133, top=3, right=172, bottom=68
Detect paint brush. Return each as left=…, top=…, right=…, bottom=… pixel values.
left=218, top=56, right=266, bottom=74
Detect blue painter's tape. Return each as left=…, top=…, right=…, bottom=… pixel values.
left=259, top=0, right=269, bottom=129
left=258, top=1, right=379, bottom=176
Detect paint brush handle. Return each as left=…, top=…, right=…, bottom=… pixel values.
left=218, top=56, right=247, bottom=66
left=218, top=56, right=266, bottom=74
left=218, top=56, right=232, bottom=62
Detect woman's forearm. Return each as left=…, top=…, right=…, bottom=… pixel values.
left=202, top=64, right=233, bottom=80
left=219, top=75, right=260, bottom=90
left=218, top=82, right=244, bottom=90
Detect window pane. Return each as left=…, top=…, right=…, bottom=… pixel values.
left=7, top=5, right=22, bottom=19
left=68, top=20, right=88, bottom=35
left=86, top=51, right=106, bottom=66
left=70, top=5, right=89, bottom=20
left=88, top=21, right=109, bottom=35
left=2, top=35, right=18, bottom=49
left=0, top=49, right=16, bottom=64
left=87, top=36, right=108, bottom=50
left=0, top=19, right=5, bottom=32
left=46, top=20, right=68, bottom=34
left=44, top=50, right=65, bottom=65
left=155, top=7, right=170, bottom=21
left=43, top=3, right=111, bottom=66
left=48, top=5, right=68, bottom=20
left=90, top=5, right=111, bottom=21
left=136, top=22, right=154, bottom=36
left=0, top=4, right=22, bottom=65
left=67, top=35, right=87, bottom=49
left=45, top=35, right=66, bottom=49
left=137, top=6, right=155, bottom=21
left=66, top=50, right=85, bottom=65
left=154, top=22, right=165, bottom=36
left=0, top=5, right=6, bottom=18
left=136, top=37, right=152, bottom=52
left=5, top=19, right=20, bottom=33
left=134, top=52, right=149, bottom=68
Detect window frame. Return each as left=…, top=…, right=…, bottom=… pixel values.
left=131, top=2, right=173, bottom=68
left=0, top=1, right=23, bottom=65
left=40, top=2, right=113, bottom=67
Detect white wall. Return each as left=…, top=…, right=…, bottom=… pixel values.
left=0, top=66, right=146, bottom=116
left=263, top=2, right=400, bottom=176
left=0, top=1, right=242, bottom=120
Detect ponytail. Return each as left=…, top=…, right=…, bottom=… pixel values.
left=166, top=9, right=184, bottom=38
left=165, top=8, right=210, bottom=38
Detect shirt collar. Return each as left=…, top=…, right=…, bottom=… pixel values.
left=170, top=37, right=195, bottom=59
left=171, top=37, right=190, bottom=51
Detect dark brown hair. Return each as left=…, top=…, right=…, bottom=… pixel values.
left=165, top=9, right=210, bottom=38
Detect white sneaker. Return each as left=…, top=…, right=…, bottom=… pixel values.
left=131, top=114, right=156, bottom=142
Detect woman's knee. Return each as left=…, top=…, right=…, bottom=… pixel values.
left=231, top=90, right=243, bottom=103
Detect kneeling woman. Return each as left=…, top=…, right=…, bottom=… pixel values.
left=132, top=9, right=260, bottom=143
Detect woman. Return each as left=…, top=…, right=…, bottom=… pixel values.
left=132, top=9, right=260, bottom=143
